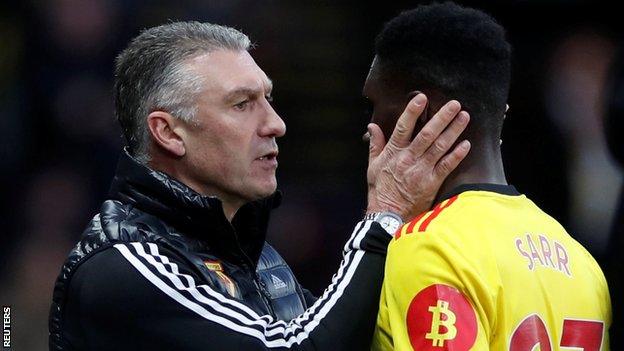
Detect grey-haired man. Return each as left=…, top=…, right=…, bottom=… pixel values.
left=49, top=22, right=469, bottom=350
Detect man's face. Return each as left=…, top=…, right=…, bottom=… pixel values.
left=180, top=50, right=285, bottom=205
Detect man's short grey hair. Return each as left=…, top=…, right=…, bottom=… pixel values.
left=114, top=21, right=251, bottom=163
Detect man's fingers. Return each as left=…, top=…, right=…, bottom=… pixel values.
left=387, top=93, right=427, bottom=149
left=410, top=100, right=461, bottom=157
left=433, top=140, right=471, bottom=178
left=422, top=111, right=470, bottom=163
left=367, top=123, right=386, bottom=160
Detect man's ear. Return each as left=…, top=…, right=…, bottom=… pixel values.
left=147, top=111, right=186, bottom=157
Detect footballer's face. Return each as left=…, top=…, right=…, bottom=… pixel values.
left=178, top=50, right=285, bottom=209
left=362, top=56, right=447, bottom=141
left=362, top=57, right=410, bottom=140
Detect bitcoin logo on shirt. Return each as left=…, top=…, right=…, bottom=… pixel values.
left=425, top=300, right=457, bottom=346
left=406, top=284, right=477, bottom=351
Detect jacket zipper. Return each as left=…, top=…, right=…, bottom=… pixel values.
left=254, top=273, right=275, bottom=317
left=242, top=253, right=276, bottom=318
left=229, top=226, right=276, bottom=318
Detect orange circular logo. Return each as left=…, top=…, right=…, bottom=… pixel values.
left=406, top=284, right=477, bottom=350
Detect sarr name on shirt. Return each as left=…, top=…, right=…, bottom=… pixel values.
left=514, top=234, right=571, bottom=277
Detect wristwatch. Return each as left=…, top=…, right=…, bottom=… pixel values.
left=365, top=211, right=404, bottom=236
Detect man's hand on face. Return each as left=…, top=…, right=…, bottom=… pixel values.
left=366, top=93, right=471, bottom=221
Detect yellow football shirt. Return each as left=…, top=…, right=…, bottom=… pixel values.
left=372, top=184, right=611, bottom=351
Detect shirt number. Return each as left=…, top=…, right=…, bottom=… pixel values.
left=509, top=314, right=604, bottom=351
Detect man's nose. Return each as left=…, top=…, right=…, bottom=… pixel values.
left=260, top=102, right=286, bottom=138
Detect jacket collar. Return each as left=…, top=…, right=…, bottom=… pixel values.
left=108, top=150, right=282, bottom=267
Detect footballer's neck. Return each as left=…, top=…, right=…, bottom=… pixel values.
left=434, top=145, right=507, bottom=205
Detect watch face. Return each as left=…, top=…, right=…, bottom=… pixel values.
left=380, top=216, right=401, bottom=234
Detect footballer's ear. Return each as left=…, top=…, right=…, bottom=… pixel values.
left=407, top=87, right=450, bottom=139
left=406, top=90, right=431, bottom=141
left=407, top=90, right=430, bottom=122
left=147, top=111, right=186, bottom=157
left=406, top=88, right=449, bottom=140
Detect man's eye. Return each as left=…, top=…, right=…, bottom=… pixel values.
left=234, top=100, right=249, bottom=110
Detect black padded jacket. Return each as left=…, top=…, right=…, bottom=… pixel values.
left=48, top=151, right=392, bottom=350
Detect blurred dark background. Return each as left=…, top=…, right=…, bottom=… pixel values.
left=1, top=0, right=622, bottom=349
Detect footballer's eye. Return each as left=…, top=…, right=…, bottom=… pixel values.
left=362, top=98, right=374, bottom=117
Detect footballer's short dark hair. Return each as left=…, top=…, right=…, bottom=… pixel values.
left=375, top=2, right=511, bottom=140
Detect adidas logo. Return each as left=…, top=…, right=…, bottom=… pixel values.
left=271, top=274, right=287, bottom=290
